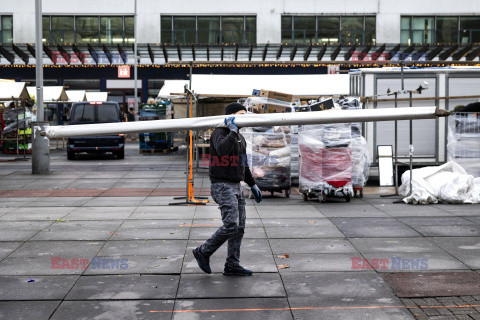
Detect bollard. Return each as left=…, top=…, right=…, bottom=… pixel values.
left=32, top=122, right=50, bottom=174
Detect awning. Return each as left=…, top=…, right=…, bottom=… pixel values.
left=66, top=90, right=87, bottom=102
left=157, top=80, right=189, bottom=99
left=85, top=92, right=108, bottom=101
left=27, top=86, right=68, bottom=102
left=0, top=82, right=30, bottom=101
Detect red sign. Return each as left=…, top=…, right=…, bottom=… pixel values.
left=118, top=65, right=130, bottom=78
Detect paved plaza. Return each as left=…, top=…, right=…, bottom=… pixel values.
left=1, top=142, right=480, bottom=319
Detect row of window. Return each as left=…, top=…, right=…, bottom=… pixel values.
left=401, top=16, right=480, bottom=44
left=0, top=16, right=13, bottom=43
left=281, top=16, right=376, bottom=44
left=42, top=15, right=134, bottom=45
left=161, top=16, right=256, bottom=45
left=2, top=14, right=480, bottom=45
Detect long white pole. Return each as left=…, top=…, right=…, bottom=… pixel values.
left=44, top=107, right=448, bottom=139
left=35, top=0, right=43, bottom=121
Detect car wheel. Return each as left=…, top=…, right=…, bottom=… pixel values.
left=67, top=151, right=75, bottom=160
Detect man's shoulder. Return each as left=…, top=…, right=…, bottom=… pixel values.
left=212, top=127, right=230, bottom=136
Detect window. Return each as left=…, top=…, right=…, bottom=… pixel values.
left=76, top=16, right=99, bottom=44
left=161, top=15, right=256, bottom=44
left=72, top=104, right=95, bottom=123
left=51, top=16, right=75, bottom=44
left=281, top=15, right=375, bottom=44
left=460, top=17, right=480, bottom=44
left=0, top=15, right=13, bottom=43
left=43, top=15, right=133, bottom=44
left=97, top=105, right=120, bottom=123
left=101, top=16, right=123, bottom=44
left=401, top=15, right=479, bottom=44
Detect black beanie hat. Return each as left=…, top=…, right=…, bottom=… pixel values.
left=225, top=103, right=247, bottom=115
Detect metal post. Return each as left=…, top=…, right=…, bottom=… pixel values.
left=134, top=0, right=138, bottom=112
left=394, top=92, right=399, bottom=195
left=32, top=0, right=49, bottom=174
left=409, top=91, right=413, bottom=196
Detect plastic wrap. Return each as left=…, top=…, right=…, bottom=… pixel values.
left=242, top=126, right=291, bottom=190
left=447, top=112, right=480, bottom=177
left=298, top=124, right=353, bottom=195
left=244, top=96, right=293, bottom=114
left=351, top=136, right=371, bottom=187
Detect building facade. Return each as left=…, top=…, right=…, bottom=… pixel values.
left=1, top=0, right=480, bottom=45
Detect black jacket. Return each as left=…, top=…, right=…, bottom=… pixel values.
left=209, top=127, right=255, bottom=187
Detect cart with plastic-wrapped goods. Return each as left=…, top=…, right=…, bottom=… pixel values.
left=299, top=124, right=354, bottom=202
left=351, top=136, right=371, bottom=198
left=243, top=126, right=292, bottom=198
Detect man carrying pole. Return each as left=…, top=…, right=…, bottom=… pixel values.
left=192, top=103, right=263, bottom=276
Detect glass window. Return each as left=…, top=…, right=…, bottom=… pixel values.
left=293, top=16, right=316, bottom=43
left=317, top=17, right=339, bottom=44
left=460, top=17, right=480, bottom=44
left=101, top=16, right=123, bottom=44
left=72, top=104, right=95, bottom=123
left=161, top=16, right=172, bottom=43
left=411, top=17, right=434, bottom=43
left=42, top=16, right=50, bottom=43
left=365, top=16, right=376, bottom=43
left=437, top=17, right=458, bottom=43
left=76, top=16, right=99, bottom=44
left=1, top=16, right=13, bottom=43
left=221, top=16, right=244, bottom=44
left=124, top=17, right=134, bottom=44
left=198, top=16, right=220, bottom=44
left=401, top=17, right=411, bottom=30
left=245, top=16, right=256, bottom=44
left=51, top=16, right=75, bottom=43
left=281, top=16, right=292, bottom=43
left=2, top=16, right=12, bottom=30
left=98, top=105, right=120, bottom=122
left=173, top=16, right=196, bottom=43
left=401, top=30, right=411, bottom=44
left=341, top=16, right=363, bottom=43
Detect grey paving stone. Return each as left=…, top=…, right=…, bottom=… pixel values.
left=0, top=242, right=23, bottom=260
left=412, top=225, right=480, bottom=237
left=269, top=239, right=359, bottom=254
left=194, top=209, right=260, bottom=219
left=433, top=204, right=480, bottom=216
left=0, top=256, right=86, bottom=275
left=65, top=274, right=179, bottom=299
left=0, top=221, right=52, bottom=230
left=63, top=207, right=136, bottom=220
left=82, top=197, right=146, bottom=207
left=119, top=219, right=193, bottom=228
left=361, top=252, right=469, bottom=272
left=31, top=221, right=122, bottom=241
left=0, top=301, right=61, bottom=320
left=176, top=273, right=286, bottom=299
left=189, top=227, right=267, bottom=239
left=29, top=198, right=92, bottom=207
left=67, top=178, right=118, bottom=189
left=265, top=225, right=344, bottom=239
left=374, top=204, right=451, bottom=217
left=172, top=298, right=293, bottom=320
left=349, top=238, right=446, bottom=253
left=466, top=217, right=480, bottom=224
left=192, top=218, right=264, bottom=227
left=128, top=211, right=196, bottom=220
left=314, top=204, right=390, bottom=218
left=261, top=218, right=332, bottom=227
left=0, top=207, right=73, bottom=221
left=141, top=196, right=181, bottom=206
left=8, top=240, right=105, bottom=258
left=111, top=227, right=190, bottom=240
left=0, top=229, right=40, bottom=241
left=330, top=218, right=422, bottom=238
left=51, top=300, right=174, bottom=320
left=430, top=237, right=480, bottom=268
left=275, top=253, right=372, bottom=272
left=0, top=207, right=19, bottom=215
left=257, top=207, right=324, bottom=219
left=0, top=275, right=79, bottom=299
left=398, top=217, right=473, bottom=226
left=83, top=255, right=184, bottom=275
left=98, top=240, right=187, bottom=256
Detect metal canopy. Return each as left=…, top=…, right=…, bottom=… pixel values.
left=1, top=43, right=480, bottom=66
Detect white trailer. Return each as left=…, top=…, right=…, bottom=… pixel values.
left=350, top=66, right=480, bottom=166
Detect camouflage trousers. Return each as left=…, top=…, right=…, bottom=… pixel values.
left=200, top=181, right=246, bottom=267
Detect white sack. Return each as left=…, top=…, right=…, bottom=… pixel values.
left=400, top=161, right=480, bottom=204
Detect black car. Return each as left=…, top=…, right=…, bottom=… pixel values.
left=67, top=102, right=125, bottom=160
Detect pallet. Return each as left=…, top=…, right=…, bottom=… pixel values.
left=139, top=146, right=178, bottom=154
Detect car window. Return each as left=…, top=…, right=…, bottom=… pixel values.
left=72, top=104, right=95, bottom=123
left=97, top=105, right=120, bottom=123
